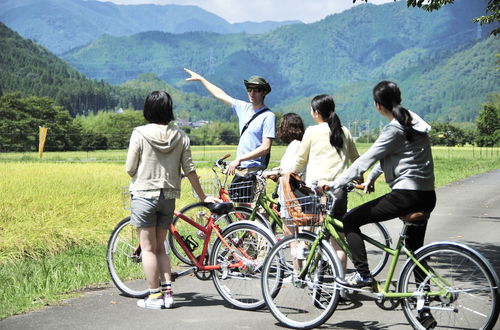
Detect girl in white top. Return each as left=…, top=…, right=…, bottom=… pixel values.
left=277, top=113, right=305, bottom=173
left=291, top=94, right=359, bottom=272
left=292, top=94, right=359, bottom=188
left=265, top=113, right=306, bottom=234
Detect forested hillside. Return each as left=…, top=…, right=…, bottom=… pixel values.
left=0, top=22, right=116, bottom=116
left=0, top=22, right=228, bottom=119
left=62, top=0, right=499, bottom=123
left=0, top=0, right=299, bottom=54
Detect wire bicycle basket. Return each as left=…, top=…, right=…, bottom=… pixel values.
left=121, top=186, right=131, bottom=210
left=281, top=194, right=323, bottom=227
left=228, top=178, right=257, bottom=203
left=191, top=175, right=219, bottom=199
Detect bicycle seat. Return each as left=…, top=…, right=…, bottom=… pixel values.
left=206, top=202, right=234, bottom=215
left=400, top=212, right=430, bottom=226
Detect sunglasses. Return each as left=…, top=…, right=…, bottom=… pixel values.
left=246, top=87, right=264, bottom=93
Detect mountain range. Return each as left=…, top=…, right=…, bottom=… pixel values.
left=0, top=0, right=300, bottom=55
left=61, top=0, right=499, bottom=123
left=0, top=0, right=498, bottom=125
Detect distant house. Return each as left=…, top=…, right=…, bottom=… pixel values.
left=176, top=119, right=209, bottom=128
left=192, top=120, right=209, bottom=128
left=176, top=119, right=190, bottom=127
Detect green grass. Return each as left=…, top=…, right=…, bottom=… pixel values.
left=0, top=145, right=498, bottom=319
left=0, top=245, right=108, bottom=319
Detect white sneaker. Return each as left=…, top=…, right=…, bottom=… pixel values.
left=291, top=245, right=308, bottom=260
left=137, top=295, right=164, bottom=309
left=163, top=291, right=174, bottom=309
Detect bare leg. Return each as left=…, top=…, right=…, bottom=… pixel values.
left=330, top=237, right=347, bottom=270
left=156, top=227, right=172, bottom=282
left=139, top=227, right=160, bottom=289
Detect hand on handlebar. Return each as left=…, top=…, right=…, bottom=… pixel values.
left=361, top=180, right=375, bottom=194
left=316, top=180, right=334, bottom=192
left=225, top=159, right=240, bottom=176
left=262, top=169, right=280, bottom=182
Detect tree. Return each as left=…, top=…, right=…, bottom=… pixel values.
left=476, top=95, right=500, bottom=146
left=429, top=122, right=468, bottom=146
left=355, top=0, right=499, bottom=35
left=74, top=109, right=146, bottom=149
left=0, top=93, right=83, bottom=151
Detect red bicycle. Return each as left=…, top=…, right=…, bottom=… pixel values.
left=106, top=201, right=277, bottom=310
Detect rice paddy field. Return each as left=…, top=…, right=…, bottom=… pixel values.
left=0, top=144, right=498, bottom=318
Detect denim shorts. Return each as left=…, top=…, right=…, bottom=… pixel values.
left=130, top=193, right=175, bottom=229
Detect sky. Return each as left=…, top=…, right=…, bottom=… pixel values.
left=96, top=0, right=395, bottom=23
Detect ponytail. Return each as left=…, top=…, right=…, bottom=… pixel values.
left=373, top=81, right=414, bottom=140
left=392, top=104, right=413, bottom=140
left=311, top=94, right=345, bottom=152
left=328, top=112, right=344, bottom=152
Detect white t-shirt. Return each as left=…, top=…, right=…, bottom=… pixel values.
left=280, top=139, right=301, bottom=173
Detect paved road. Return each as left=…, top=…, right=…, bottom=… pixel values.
left=2, top=169, right=500, bottom=330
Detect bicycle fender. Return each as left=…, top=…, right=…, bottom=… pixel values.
left=399, top=241, right=500, bottom=293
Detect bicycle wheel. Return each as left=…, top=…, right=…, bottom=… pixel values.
left=106, top=217, right=149, bottom=298
left=169, top=203, right=263, bottom=265
left=398, top=242, right=499, bottom=330
left=209, top=221, right=276, bottom=310
left=262, top=234, right=341, bottom=329
left=361, top=222, right=391, bottom=277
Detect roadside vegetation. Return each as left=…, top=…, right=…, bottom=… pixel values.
left=0, top=145, right=498, bottom=319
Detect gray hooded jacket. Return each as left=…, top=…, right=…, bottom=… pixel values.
left=334, top=110, right=435, bottom=191
left=126, top=123, right=195, bottom=196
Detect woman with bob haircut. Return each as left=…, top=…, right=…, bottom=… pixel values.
left=126, top=90, right=218, bottom=310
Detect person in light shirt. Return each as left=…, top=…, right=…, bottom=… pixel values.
left=184, top=68, right=275, bottom=176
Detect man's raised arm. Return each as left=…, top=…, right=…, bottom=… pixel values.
left=184, top=68, right=234, bottom=107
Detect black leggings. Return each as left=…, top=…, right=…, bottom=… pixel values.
left=342, top=189, right=436, bottom=278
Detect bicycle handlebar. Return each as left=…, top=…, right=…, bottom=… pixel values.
left=319, top=182, right=365, bottom=193
left=214, top=154, right=231, bottom=172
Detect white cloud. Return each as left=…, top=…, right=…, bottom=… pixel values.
left=96, top=0, right=395, bottom=23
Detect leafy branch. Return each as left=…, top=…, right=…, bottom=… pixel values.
left=354, top=0, right=499, bottom=35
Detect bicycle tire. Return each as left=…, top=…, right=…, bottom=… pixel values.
left=398, top=242, right=500, bottom=330
left=106, top=217, right=149, bottom=298
left=261, top=234, right=341, bottom=329
left=168, top=203, right=263, bottom=265
left=361, top=222, right=391, bottom=277
left=209, top=221, right=276, bottom=310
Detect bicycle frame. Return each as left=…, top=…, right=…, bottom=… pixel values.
left=208, top=156, right=284, bottom=229
left=298, top=214, right=454, bottom=301
left=246, top=184, right=283, bottom=230
left=169, top=210, right=253, bottom=272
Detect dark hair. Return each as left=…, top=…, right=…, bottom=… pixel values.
left=373, top=81, right=413, bottom=140
left=277, top=113, right=305, bottom=144
left=143, top=90, right=174, bottom=124
left=311, top=94, right=344, bottom=152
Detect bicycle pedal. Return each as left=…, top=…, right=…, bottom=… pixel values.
left=221, top=268, right=229, bottom=280
left=171, top=272, right=178, bottom=282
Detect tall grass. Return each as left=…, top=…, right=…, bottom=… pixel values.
left=0, top=145, right=498, bottom=319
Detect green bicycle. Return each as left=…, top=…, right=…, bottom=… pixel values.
left=261, top=184, right=500, bottom=329
left=240, top=172, right=392, bottom=277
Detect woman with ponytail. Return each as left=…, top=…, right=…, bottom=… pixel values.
left=292, top=94, right=359, bottom=215
left=291, top=94, right=359, bottom=278
left=329, top=81, right=436, bottom=322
